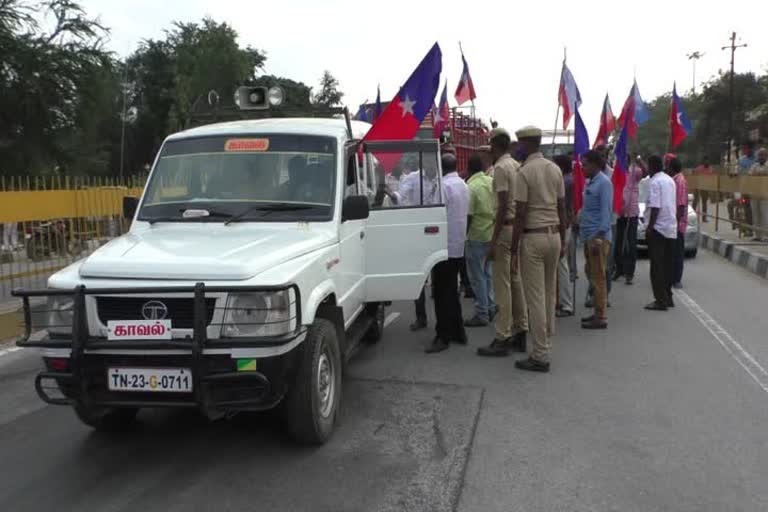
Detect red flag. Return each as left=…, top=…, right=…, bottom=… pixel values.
left=593, top=93, right=615, bottom=148
left=433, top=82, right=449, bottom=139
left=364, top=43, right=442, bottom=171
left=669, top=83, right=692, bottom=149
left=611, top=122, right=629, bottom=214
left=558, top=63, right=582, bottom=130
left=454, top=53, right=476, bottom=105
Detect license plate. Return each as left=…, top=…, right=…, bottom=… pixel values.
left=107, top=368, right=192, bottom=393
left=107, top=320, right=172, bottom=341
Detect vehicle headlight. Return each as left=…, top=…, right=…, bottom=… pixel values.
left=43, top=296, right=74, bottom=336
left=267, top=86, right=284, bottom=107
left=221, top=289, right=296, bottom=338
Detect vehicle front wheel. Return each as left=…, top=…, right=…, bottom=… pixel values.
left=282, top=319, right=342, bottom=445
left=74, top=404, right=139, bottom=431
left=364, top=302, right=385, bottom=343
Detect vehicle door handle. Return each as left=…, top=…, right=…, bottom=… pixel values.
left=360, top=231, right=365, bottom=239
left=424, top=226, right=439, bottom=234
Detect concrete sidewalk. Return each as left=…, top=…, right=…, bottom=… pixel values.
left=698, top=209, right=768, bottom=280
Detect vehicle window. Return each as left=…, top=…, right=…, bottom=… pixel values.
left=344, top=153, right=358, bottom=199
left=365, top=149, right=443, bottom=209
left=138, top=134, right=337, bottom=222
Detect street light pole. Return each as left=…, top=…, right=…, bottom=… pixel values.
left=686, top=51, right=704, bottom=94
left=119, top=63, right=128, bottom=180
left=721, top=32, right=747, bottom=165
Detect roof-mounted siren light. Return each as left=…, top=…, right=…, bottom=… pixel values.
left=234, top=86, right=285, bottom=110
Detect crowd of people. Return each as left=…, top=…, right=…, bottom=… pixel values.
left=400, top=126, right=696, bottom=373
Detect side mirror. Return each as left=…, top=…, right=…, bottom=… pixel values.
left=122, top=196, right=139, bottom=220
left=342, top=195, right=369, bottom=222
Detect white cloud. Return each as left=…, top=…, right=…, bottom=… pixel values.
left=81, top=0, right=767, bottom=139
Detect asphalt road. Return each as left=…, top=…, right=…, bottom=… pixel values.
left=1, top=250, right=767, bottom=512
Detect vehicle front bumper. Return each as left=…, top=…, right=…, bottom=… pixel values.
left=13, top=284, right=305, bottom=416
left=637, top=226, right=699, bottom=252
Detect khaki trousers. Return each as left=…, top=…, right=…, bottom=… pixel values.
left=492, top=226, right=528, bottom=340
left=584, top=239, right=610, bottom=321
left=520, top=232, right=561, bottom=363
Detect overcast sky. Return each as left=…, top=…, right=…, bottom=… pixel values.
left=79, top=0, right=767, bottom=139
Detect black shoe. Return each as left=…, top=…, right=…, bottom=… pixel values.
left=673, top=282, right=683, bottom=289
left=581, top=314, right=595, bottom=323
left=556, top=309, right=574, bottom=318
left=425, top=337, right=449, bottom=354
left=464, top=315, right=489, bottom=328
left=515, top=357, right=550, bottom=373
left=666, top=298, right=675, bottom=308
left=625, top=276, right=634, bottom=285
left=582, top=319, right=608, bottom=329
left=510, top=331, right=527, bottom=353
left=454, top=330, right=469, bottom=345
left=410, top=319, right=427, bottom=332
left=645, top=301, right=668, bottom=311
left=476, top=339, right=510, bottom=357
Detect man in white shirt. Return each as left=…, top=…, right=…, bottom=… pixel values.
left=399, top=160, right=441, bottom=207
left=645, top=155, right=677, bottom=311
left=426, top=153, right=470, bottom=353
left=402, top=158, right=442, bottom=332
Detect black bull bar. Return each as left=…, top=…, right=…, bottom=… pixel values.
left=12, top=283, right=304, bottom=413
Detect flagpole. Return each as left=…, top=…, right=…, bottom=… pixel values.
left=551, top=48, right=566, bottom=152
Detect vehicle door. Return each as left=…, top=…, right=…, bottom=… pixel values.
left=336, top=145, right=366, bottom=322
left=362, top=139, right=447, bottom=302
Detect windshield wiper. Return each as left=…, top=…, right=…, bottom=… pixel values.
left=224, top=203, right=315, bottom=225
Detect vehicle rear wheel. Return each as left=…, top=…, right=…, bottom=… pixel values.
left=74, top=403, right=139, bottom=431
left=364, top=302, right=385, bottom=343
left=282, top=319, right=341, bottom=444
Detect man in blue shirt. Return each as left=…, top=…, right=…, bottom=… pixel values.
left=579, top=150, right=614, bottom=330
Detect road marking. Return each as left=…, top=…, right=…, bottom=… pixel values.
left=384, top=312, right=401, bottom=328
left=0, top=346, right=23, bottom=358
left=677, top=289, right=768, bottom=394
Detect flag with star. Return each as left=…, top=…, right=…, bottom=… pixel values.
left=364, top=43, right=442, bottom=170
left=454, top=52, right=476, bottom=105
left=433, top=81, right=449, bottom=139
left=669, top=82, right=692, bottom=149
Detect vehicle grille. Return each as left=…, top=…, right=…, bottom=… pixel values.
left=95, top=297, right=216, bottom=329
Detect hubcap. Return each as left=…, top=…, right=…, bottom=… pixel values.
left=317, top=349, right=335, bottom=418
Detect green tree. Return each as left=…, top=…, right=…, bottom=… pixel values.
left=165, top=18, right=266, bottom=131
left=312, top=70, right=344, bottom=108
left=0, top=0, right=116, bottom=176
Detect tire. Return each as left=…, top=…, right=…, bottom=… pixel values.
left=74, top=404, right=139, bottom=431
left=282, top=319, right=342, bottom=445
left=364, top=302, right=385, bottom=343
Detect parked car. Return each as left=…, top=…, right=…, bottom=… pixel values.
left=637, top=199, right=699, bottom=258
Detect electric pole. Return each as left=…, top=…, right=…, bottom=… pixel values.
left=721, top=32, right=747, bottom=165
left=686, top=51, right=704, bottom=94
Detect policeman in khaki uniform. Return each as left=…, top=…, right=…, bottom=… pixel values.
left=477, top=127, right=529, bottom=358
left=509, top=126, right=566, bottom=373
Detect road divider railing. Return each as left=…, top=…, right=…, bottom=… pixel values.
left=0, top=175, right=145, bottom=303
left=686, top=172, right=768, bottom=241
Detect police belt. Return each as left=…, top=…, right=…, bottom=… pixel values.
left=523, top=225, right=559, bottom=234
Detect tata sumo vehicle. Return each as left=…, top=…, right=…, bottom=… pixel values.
left=14, top=109, right=448, bottom=444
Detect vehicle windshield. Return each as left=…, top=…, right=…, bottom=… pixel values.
left=138, top=134, right=337, bottom=222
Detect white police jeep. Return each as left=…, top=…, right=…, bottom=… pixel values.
left=15, top=116, right=447, bottom=444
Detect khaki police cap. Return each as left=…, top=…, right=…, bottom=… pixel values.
left=489, top=127, right=511, bottom=141
left=515, top=125, right=543, bottom=139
